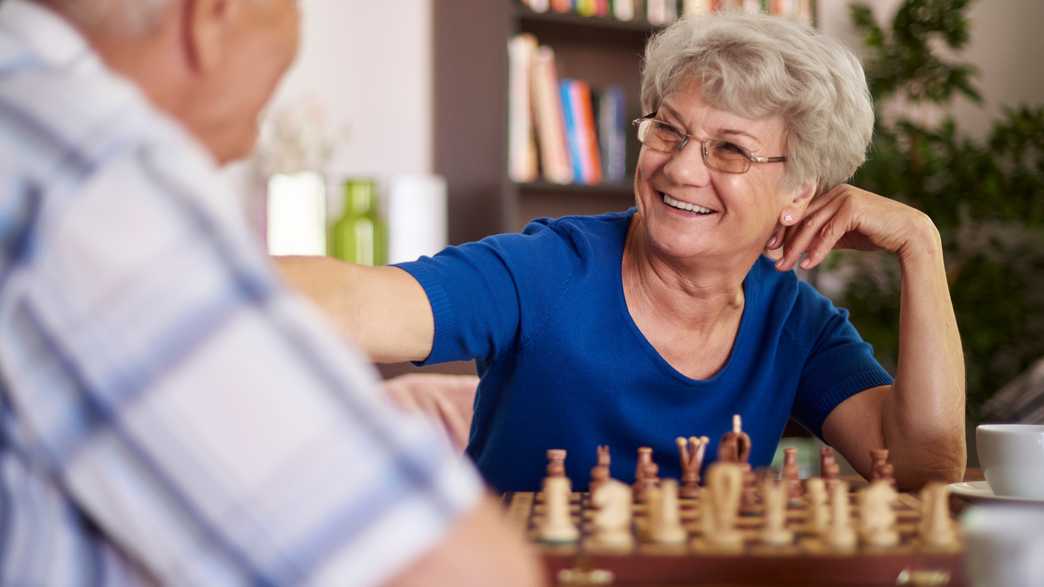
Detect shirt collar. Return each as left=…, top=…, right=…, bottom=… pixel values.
left=0, top=0, right=98, bottom=69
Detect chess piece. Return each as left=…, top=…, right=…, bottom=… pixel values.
left=676, top=435, right=709, bottom=498
left=781, top=447, right=803, bottom=499
left=825, top=480, right=857, bottom=552
left=588, top=480, right=634, bottom=550
left=860, top=480, right=899, bottom=547
left=805, top=477, right=830, bottom=534
left=546, top=448, right=567, bottom=478
left=919, top=483, right=958, bottom=550
left=589, top=445, right=611, bottom=495
left=717, top=414, right=752, bottom=464
left=695, top=463, right=744, bottom=551
left=633, top=446, right=653, bottom=492
left=538, top=476, right=579, bottom=543
left=760, top=478, right=793, bottom=546
left=636, top=460, right=660, bottom=501
left=820, top=446, right=841, bottom=491
left=869, top=448, right=895, bottom=488
left=739, top=464, right=759, bottom=515
left=647, top=479, right=687, bottom=544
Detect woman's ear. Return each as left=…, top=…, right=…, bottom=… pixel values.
left=779, top=179, right=817, bottom=225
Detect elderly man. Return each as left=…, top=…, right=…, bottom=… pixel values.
left=0, top=1, right=543, bottom=585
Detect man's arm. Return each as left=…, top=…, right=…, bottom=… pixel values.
left=276, top=255, right=434, bottom=363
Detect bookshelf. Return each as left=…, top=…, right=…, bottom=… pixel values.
left=432, top=1, right=815, bottom=244
left=432, top=1, right=659, bottom=244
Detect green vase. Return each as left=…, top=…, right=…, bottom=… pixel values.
left=328, top=179, right=387, bottom=266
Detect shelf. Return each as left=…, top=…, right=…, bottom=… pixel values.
left=515, top=5, right=663, bottom=34
left=516, top=180, right=635, bottom=197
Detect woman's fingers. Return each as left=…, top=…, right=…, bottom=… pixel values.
left=778, top=196, right=845, bottom=271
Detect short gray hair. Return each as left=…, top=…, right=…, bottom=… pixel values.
left=641, top=12, right=874, bottom=193
left=39, top=0, right=172, bottom=34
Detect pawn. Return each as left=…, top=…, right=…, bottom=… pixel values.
left=820, top=446, right=841, bottom=491
left=919, top=483, right=958, bottom=550
left=546, top=448, right=567, bottom=478
left=860, top=480, right=899, bottom=548
left=636, top=461, right=660, bottom=502
left=781, top=447, right=802, bottom=499
left=538, top=476, right=579, bottom=543
left=760, top=478, right=793, bottom=546
left=647, top=479, right=687, bottom=544
left=826, top=481, right=857, bottom=552
left=869, top=448, right=895, bottom=488
left=805, top=477, right=830, bottom=535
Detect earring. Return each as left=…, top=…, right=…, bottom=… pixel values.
left=782, top=213, right=794, bottom=225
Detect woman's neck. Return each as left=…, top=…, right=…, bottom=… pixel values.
left=622, top=216, right=751, bottom=333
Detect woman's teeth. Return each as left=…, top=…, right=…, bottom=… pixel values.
left=661, top=193, right=714, bottom=215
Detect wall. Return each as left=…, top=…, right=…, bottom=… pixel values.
left=819, top=0, right=1044, bottom=137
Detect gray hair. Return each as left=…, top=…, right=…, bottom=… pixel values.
left=38, top=0, right=172, bottom=34
left=641, top=12, right=874, bottom=194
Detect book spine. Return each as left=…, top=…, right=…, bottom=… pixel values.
left=508, top=35, right=538, bottom=183
left=531, top=48, right=573, bottom=184
left=599, top=86, right=627, bottom=183
left=560, top=80, right=586, bottom=184
left=574, top=81, right=603, bottom=184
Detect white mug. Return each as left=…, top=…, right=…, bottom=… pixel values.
left=962, top=505, right=1044, bottom=587
left=976, top=424, right=1044, bottom=499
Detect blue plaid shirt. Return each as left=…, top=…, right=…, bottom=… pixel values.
left=0, top=1, right=481, bottom=585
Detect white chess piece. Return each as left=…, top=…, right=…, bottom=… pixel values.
left=538, top=476, right=579, bottom=543
left=648, top=479, right=687, bottom=544
left=696, top=463, right=744, bottom=550
left=860, top=480, right=899, bottom=547
left=589, top=480, right=634, bottom=550
left=805, top=477, right=830, bottom=534
left=826, top=481, right=857, bottom=552
left=760, top=478, right=793, bottom=546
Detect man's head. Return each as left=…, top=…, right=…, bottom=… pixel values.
left=40, top=0, right=300, bottom=163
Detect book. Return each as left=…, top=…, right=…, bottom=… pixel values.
left=683, top=0, right=711, bottom=16
left=531, top=47, right=574, bottom=184
left=573, top=81, right=603, bottom=184
left=550, top=0, right=572, bottom=13
left=613, top=0, right=635, bottom=21
left=508, top=34, right=539, bottom=183
left=560, top=80, right=586, bottom=183
left=527, top=0, right=551, bottom=12
left=577, top=0, right=597, bottom=17
left=597, top=86, right=627, bottom=183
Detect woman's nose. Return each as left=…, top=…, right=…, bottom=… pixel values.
left=662, top=139, right=711, bottom=187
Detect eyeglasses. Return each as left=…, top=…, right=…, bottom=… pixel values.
left=633, top=113, right=786, bottom=174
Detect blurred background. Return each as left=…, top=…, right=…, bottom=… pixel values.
left=228, top=0, right=1044, bottom=471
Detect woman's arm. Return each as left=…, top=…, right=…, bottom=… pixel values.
left=275, top=256, right=434, bottom=363
left=776, top=185, right=966, bottom=489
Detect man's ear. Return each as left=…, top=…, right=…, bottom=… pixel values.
left=185, top=0, right=237, bottom=73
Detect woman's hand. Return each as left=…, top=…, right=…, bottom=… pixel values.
left=768, top=184, right=940, bottom=271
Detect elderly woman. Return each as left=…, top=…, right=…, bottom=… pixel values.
left=280, top=12, right=965, bottom=492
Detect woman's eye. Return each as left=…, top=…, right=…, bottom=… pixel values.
left=715, top=141, right=747, bottom=156
left=655, top=122, right=684, bottom=141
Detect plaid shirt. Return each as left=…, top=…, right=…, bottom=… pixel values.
left=0, top=1, right=481, bottom=585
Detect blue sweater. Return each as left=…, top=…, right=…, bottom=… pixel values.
left=397, top=209, right=892, bottom=491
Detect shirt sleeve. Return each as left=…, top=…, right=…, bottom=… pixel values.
left=7, top=137, right=482, bottom=587
left=789, top=281, right=894, bottom=439
left=395, top=219, right=576, bottom=366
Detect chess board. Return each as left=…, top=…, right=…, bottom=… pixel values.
left=503, top=489, right=966, bottom=586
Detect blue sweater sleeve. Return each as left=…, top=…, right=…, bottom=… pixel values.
left=789, top=281, right=894, bottom=439
left=394, top=219, right=580, bottom=365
